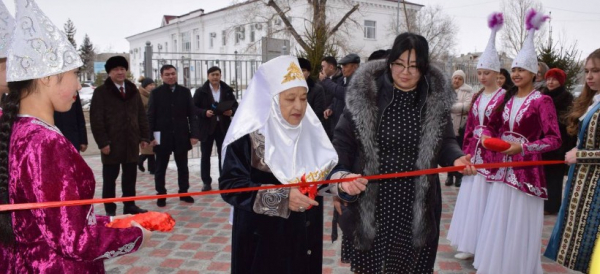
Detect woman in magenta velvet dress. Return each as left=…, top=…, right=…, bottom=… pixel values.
left=473, top=9, right=561, bottom=273
left=0, top=1, right=150, bottom=273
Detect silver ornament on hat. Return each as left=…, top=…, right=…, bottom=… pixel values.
left=6, top=0, right=82, bottom=82
left=0, top=0, right=15, bottom=58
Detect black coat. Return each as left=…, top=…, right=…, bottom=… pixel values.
left=220, top=135, right=323, bottom=274
left=306, top=78, right=325, bottom=122
left=543, top=86, right=576, bottom=160
left=148, top=83, right=200, bottom=154
left=332, top=60, right=463, bottom=249
left=193, top=81, right=238, bottom=142
left=322, top=74, right=351, bottom=133
left=54, top=92, right=87, bottom=151
left=90, top=78, right=150, bottom=164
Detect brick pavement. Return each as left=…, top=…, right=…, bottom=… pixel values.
left=82, top=155, right=581, bottom=274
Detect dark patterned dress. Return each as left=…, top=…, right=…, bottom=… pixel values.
left=343, top=88, right=436, bottom=273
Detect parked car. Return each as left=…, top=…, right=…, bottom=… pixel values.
left=79, top=83, right=95, bottom=110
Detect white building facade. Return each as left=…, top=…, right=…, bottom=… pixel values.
left=126, top=0, right=422, bottom=88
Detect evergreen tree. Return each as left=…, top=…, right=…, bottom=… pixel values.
left=538, top=40, right=582, bottom=91
left=63, top=19, right=77, bottom=48
left=79, top=34, right=96, bottom=79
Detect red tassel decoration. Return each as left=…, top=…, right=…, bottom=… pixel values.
left=106, top=211, right=176, bottom=232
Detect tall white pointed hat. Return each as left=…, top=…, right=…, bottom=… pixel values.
left=477, top=12, right=503, bottom=72
left=6, top=0, right=82, bottom=81
left=511, top=9, right=548, bottom=74
left=0, top=0, right=15, bottom=58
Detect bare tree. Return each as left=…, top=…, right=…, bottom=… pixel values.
left=501, top=0, right=545, bottom=57
left=389, top=5, right=458, bottom=62
left=228, top=0, right=360, bottom=74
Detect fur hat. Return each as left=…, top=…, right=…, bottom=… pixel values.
left=105, top=56, right=129, bottom=73
left=545, top=68, right=566, bottom=86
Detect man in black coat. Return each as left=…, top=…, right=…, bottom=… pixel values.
left=148, top=64, right=200, bottom=207
left=54, top=92, right=88, bottom=152
left=90, top=56, right=150, bottom=216
left=193, top=66, right=238, bottom=191
left=319, top=56, right=342, bottom=139
left=298, top=58, right=325, bottom=123
left=320, top=54, right=360, bottom=138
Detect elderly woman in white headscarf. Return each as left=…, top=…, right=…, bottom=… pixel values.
left=219, top=56, right=367, bottom=274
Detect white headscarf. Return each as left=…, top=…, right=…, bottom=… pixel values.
left=222, top=55, right=338, bottom=184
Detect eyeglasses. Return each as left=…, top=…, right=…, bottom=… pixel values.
left=391, top=62, right=419, bottom=75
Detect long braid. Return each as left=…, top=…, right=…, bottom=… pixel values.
left=0, top=80, right=35, bottom=245
left=495, top=85, right=517, bottom=113
left=0, top=90, right=21, bottom=244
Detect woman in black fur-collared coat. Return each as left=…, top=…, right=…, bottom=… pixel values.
left=330, top=33, right=474, bottom=273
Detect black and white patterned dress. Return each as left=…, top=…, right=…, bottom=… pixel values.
left=343, top=88, right=436, bottom=273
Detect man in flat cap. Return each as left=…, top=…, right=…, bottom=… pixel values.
left=90, top=55, right=150, bottom=216
left=319, top=53, right=360, bottom=137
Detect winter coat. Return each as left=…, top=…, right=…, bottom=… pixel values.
left=322, top=73, right=353, bottom=134
left=542, top=85, right=576, bottom=160
left=139, top=86, right=154, bottom=155
left=54, top=92, right=88, bottom=151
left=306, top=78, right=325, bottom=123
left=193, top=81, right=238, bottom=142
left=450, top=84, right=474, bottom=136
left=90, top=77, right=150, bottom=165
left=147, top=83, right=200, bottom=154
left=331, top=60, right=464, bottom=249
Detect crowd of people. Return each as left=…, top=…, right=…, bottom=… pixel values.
left=0, top=1, right=600, bottom=273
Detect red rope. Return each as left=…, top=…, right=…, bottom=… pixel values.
left=0, top=160, right=565, bottom=212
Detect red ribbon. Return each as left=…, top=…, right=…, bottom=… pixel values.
left=0, top=160, right=565, bottom=212
left=298, top=174, right=318, bottom=210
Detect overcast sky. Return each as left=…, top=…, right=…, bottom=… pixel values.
left=4, top=0, right=599, bottom=59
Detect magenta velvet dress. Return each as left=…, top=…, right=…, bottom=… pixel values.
left=0, top=116, right=143, bottom=273
left=483, top=90, right=562, bottom=198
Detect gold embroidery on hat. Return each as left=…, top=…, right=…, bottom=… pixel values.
left=281, top=62, right=304, bottom=84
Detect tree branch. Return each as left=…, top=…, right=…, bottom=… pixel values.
left=328, top=4, right=359, bottom=36
left=267, top=0, right=310, bottom=52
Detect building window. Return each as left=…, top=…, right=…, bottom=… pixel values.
left=250, top=24, right=256, bottom=43
left=222, top=30, right=227, bottom=46
left=193, top=29, right=200, bottom=50
left=209, top=32, right=216, bottom=48
left=165, top=42, right=168, bottom=52
left=364, top=20, right=376, bottom=39
left=235, top=26, right=245, bottom=44
left=172, top=33, right=178, bottom=52
left=182, top=31, right=191, bottom=52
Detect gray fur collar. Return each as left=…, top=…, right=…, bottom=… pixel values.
left=345, top=60, right=455, bottom=249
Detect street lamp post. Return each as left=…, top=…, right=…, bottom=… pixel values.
left=397, top=0, right=400, bottom=35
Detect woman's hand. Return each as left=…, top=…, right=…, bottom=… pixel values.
left=289, top=188, right=319, bottom=212
left=339, top=173, right=368, bottom=196
left=111, top=214, right=132, bottom=220
left=565, top=147, right=578, bottom=164
left=480, top=135, right=490, bottom=149
left=502, top=142, right=523, bottom=156
left=454, top=154, right=477, bottom=176
left=131, top=221, right=152, bottom=248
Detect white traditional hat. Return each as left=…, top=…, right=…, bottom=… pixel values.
left=0, top=0, right=15, bottom=58
left=6, top=0, right=82, bottom=81
left=477, top=12, right=503, bottom=72
left=511, top=9, right=548, bottom=74
left=222, top=55, right=338, bottom=185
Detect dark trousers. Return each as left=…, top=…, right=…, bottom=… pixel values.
left=544, top=163, right=566, bottom=214
left=155, top=150, right=189, bottom=194
left=138, top=154, right=156, bottom=173
left=449, top=134, right=464, bottom=180
left=201, top=126, right=224, bottom=184
left=102, top=162, right=137, bottom=212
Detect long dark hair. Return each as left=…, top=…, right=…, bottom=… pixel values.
left=495, top=69, right=536, bottom=113
left=499, top=68, right=514, bottom=90
left=567, top=49, right=600, bottom=136
left=0, top=80, right=37, bottom=245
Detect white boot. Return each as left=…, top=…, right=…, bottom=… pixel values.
left=454, top=252, right=474, bottom=260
